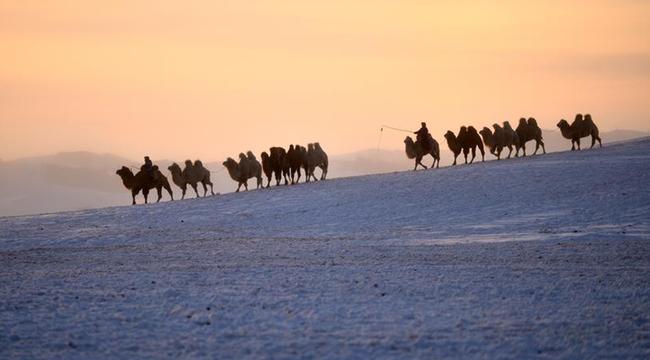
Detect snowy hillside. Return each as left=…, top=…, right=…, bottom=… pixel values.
left=1, top=138, right=649, bottom=358
left=1, top=129, right=647, bottom=217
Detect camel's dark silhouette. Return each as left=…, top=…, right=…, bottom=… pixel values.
left=444, top=130, right=462, bottom=166
left=500, top=121, right=520, bottom=159
left=223, top=153, right=262, bottom=192
left=557, top=113, right=602, bottom=150
left=404, top=134, right=440, bottom=170
left=287, top=144, right=308, bottom=184
left=270, top=147, right=290, bottom=185
left=260, top=151, right=273, bottom=187
left=515, top=117, right=546, bottom=156
left=306, top=143, right=329, bottom=181
left=116, top=166, right=173, bottom=205
left=457, top=126, right=485, bottom=164
left=479, top=127, right=502, bottom=160
left=168, top=160, right=214, bottom=199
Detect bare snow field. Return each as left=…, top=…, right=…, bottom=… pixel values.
left=1, top=138, right=650, bottom=359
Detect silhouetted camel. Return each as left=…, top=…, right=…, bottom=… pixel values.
left=557, top=113, right=602, bottom=150
left=404, top=134, right=440, bottom=170
left=515, top=117, right=546, bottom=156
left=168, top=160, right=214, bottom=198
left=479, top=127, right=502, bottom=160
left=287, top=144, right=308, bottom=184
left=444, top=130, right=462, bottom=166
left=245, top=152, right=263, bottom=189
left=500, top=121, right=520, bottom=159
left=270, top=147, right=290, bottom=185
left=116, top=166, right=173, bottom=205
left=306, top=143, right=329, bottom=181
left=260, top=152, right=273, bottom=188
left=457, top=126, right=485, bottom=164
left=223, top=155, right=259, bottom=192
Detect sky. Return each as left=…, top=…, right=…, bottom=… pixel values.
left=1, top=0, right=649, bottom=162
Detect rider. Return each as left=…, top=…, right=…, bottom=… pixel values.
left=142, top=156, right=156, bottom=180
left=414, top=122, right=432, bottom=153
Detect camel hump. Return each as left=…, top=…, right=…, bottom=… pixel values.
left=194, top=160, right=204, bottom=168
left=527, top=118, right=539, bottom=127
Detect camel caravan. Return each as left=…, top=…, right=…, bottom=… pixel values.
left=404, top=114, right=601, bottom=171
left=115, top=143, right=329, bottom=204
left=115, top=114, right=602, bottom=204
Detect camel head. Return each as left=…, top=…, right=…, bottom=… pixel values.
left=444, top=130, right=456, bottom=142
left=223, top=157, right=238, bottom=170
left=557, top=119, right=570, bottom=129
left=168, top=162, right=182, bottom=174
left=261, top=151, right=270, bottom=161
left=404, top=136, right=415, bottom=145
left=116, top=166, right=133, bottom=177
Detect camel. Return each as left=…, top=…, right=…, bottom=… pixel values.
left=515, top=117, right=546, bottom=156
left=500, top=121, right=520, bottom=159
left=223, top=154, right=261, bottom=192
left=287, top=144, right=308, bottom=184
left=479, top=127, right=502, bottom=160
left=444, top=130, right=462, bottom=166
left=116, top=166, right=173, bottom=205
left=245, top=151, right=263, bottom=189
left=457, top=126, right=485, bottom=164
left=168, top=160, right=214, bottom=199
left=306, top=142, right=329, bottom=181
left=270, top=147, right=290, bottom=186
left=404, top=134, right=440, bottom=170
left=260, top=152, right=274, bottom=187
left=557, top=113, right=602, bottom=150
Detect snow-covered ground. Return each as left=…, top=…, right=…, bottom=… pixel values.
left=1, top=138, right=650, bottom=358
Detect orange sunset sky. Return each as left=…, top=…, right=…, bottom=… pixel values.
left=1, top=0, right=649, bottom=162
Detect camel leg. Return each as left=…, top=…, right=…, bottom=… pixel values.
left=533, top=141, right=539, bottom=155
left=191, top=184, right=200, bottom=197
left=506, top=145, right=512, bottom=159
left=452, top=154, right=458, bottom=166
left=131, top=189, right=138, bottom=205
left=236, top=182, right=242, bottom=192
left=165, top=183, right=173, bottom=201
left=521, top=144, right=527, bottom=157
left=156, top=186, right=163, bottom=203
left=571, top=140, right=576, bottom=151
left=181, top=186, right=186, bottom=200
left=576, top=138, right=581, bottom=150
left=320, top=166, right=327, bottom=180
left=202, top=182, right=208, bottom=196
left=479, top=147, right=485, bottom=162
left=469, top=147, right=476, bottom=164
left=143, top=189, right=149, bottom=204
left=463, top=149, right=469, bottom=164
left=541, top=140, right=546, bottom=154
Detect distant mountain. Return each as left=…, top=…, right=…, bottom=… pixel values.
left=0, top=129, right=647, bottom=217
